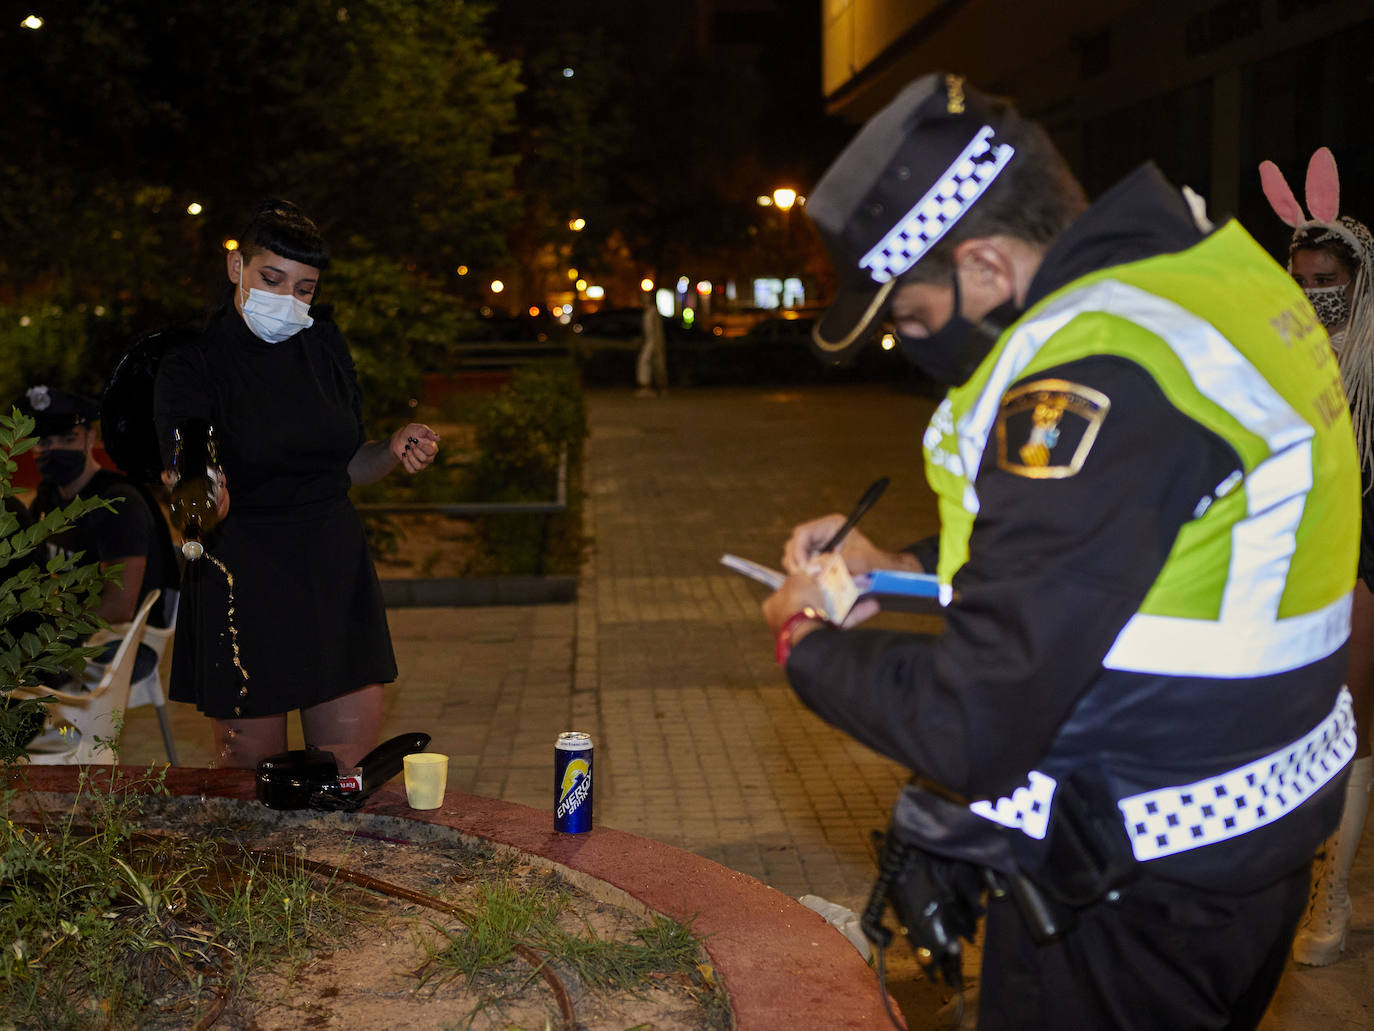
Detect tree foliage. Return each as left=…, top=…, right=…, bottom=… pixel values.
left=0, top=1, right=520, bottom=311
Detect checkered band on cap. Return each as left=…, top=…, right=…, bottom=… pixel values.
left=1117, top=688, right=1356, bottom=861
left=968, top=769, right=1057, bottom=840
left=860, top=125, right=1015, bottom=284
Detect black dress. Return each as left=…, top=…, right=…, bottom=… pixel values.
left=153, top=305, right=397, bottom=718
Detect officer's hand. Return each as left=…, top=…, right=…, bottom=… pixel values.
left=762, top=572, right=828, bottom=635
left=781, top=516, right=886, bottom=576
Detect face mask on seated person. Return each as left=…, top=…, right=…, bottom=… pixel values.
left=238, top=280, right=314, bottom=344
left=36, top=448, right=87, bottom=487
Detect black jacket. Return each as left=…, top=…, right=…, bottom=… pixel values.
left=786, top=166, right=1348, bottom=891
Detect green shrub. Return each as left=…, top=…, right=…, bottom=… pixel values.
left=467, top=364, right=586, bottom=500
left=465, top=366, right=587, bottom=575
left=0, top=408, right=114, bottom=762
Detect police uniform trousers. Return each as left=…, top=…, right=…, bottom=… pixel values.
left=975, top=863, right=1310, bottom=1031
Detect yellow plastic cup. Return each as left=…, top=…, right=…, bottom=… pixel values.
left=403, top=752, right=449, bottom=810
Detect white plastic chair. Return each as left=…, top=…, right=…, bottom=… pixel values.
left=127, top=589, right=179, bottom=764
left=18, top=589, right=160, bottom=765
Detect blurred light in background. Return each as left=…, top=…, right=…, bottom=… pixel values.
left=655, top=289, right=674, bottom=317
left=696, top=280, right=711, bottom=295
left=568, top=217, right=585, bottom=231
left=575, top=278, right=587, bottom=291
left=186, top=202, right=203, bottom=215
left=21, top=14, right=43, bottom=29
left=880, top=333, right=896, bottom=351
left=223, top=239, right=239, bottom=251
left=772, top=188, right=798, bottom=212
left=490, top=280, right=504, bottom=293
left=456, top=265, right=469, bottom=276
left=640, top=278, right=655, bottom=292
left=585, top=285, right=605, bottom=299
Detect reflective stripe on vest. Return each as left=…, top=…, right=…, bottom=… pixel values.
left=927, top=277, right=1349, bottom=678
left=969, top=687, right=1356, bottom=860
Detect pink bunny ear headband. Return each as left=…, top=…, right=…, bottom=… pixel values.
left=1262, top=147, right=1374, bottom=491
left=1259, top=147, right=1373, bottom=265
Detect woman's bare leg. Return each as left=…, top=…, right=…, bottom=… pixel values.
left=212, top=714, right=288, bottom=769
left=301, top=684, right=384, bottom=771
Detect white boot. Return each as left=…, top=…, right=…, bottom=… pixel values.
left=1293, top=755, right=1372, bottom=966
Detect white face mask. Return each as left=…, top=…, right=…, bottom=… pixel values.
left=238, top=275, right=314, bottom=343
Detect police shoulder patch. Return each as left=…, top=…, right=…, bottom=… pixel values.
left=995, top=378, right=1110, bottom=479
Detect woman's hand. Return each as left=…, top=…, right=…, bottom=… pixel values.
left=390, top=423, right=440, bottom=474
left=212, top=469, right=231, bottom=520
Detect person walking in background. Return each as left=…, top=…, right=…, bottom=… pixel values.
left=1261, top=148, right=1374, bottom=966
left=154, top=200, right=439, bottom=772
left=635, top=288, right=668, bottom=396
left=763, top=73, right=1359, bottom=1029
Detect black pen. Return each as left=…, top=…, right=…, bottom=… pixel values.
left=818, top=476, right=889, bottom=554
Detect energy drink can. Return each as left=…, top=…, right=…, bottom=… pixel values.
left=554, top=731, right=594, bottom=833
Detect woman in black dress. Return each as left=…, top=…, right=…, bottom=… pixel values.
left=154, top=200, right=439, bottom=770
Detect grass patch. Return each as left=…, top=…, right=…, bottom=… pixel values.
left=0, top=768, right=360, bottom=1029
left=419, top=866, right=726, bottom=1025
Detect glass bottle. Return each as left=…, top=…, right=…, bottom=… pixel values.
left=169, top=419, right=223, bottom=560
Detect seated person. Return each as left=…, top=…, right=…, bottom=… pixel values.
left=17, top=384, right=180, bottom=684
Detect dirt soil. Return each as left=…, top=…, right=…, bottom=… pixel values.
left=20, top=794, right=731, bottom=1031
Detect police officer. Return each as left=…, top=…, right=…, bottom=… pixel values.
left=18, top=384, right=178, bottom=631
left=764, top=74, right=1359, bottom=1029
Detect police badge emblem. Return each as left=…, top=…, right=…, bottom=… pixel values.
left=25, top=385, right=51, bottom=412
left=996, top=379, right=1110, bottom=479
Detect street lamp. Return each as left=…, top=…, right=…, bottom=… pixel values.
left=772, top=188, right=797, bottom=212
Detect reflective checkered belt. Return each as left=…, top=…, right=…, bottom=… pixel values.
left=970, top=687, right=1356, bottom=862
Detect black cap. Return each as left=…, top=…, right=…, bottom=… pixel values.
left=808, top=73, right=1017, bottom=359
left=15, top=384, right=100, bottom=437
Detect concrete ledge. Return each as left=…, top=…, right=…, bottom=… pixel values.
left=380, top=575, right=576, bottom=607
left=7, top=766, right=903, bottom=1030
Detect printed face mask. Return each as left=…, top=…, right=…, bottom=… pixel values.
left=1304, top=284, right=1350, bottom=331
left=238, top=275, right=314, bottom=343
left=35, top=448, right=87, bottom=487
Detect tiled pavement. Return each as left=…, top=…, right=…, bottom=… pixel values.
left=120, top=385, right=1371, bottom=1030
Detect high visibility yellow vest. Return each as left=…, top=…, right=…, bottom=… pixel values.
left=922, top=221, right=1359, bottom=678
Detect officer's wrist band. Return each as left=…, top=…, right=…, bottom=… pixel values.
left=775, top=606, right=829, bottom=666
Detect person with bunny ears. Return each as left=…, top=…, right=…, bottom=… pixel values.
left=1261, top=147, right=1374, bottom=966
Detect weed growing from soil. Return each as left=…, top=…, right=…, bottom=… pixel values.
left=0, top=768, right=360, bottom=1029
left=419, top=865, right=727, bottom=1026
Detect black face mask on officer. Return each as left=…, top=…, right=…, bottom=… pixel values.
left=35, top=447, right=87, bottom=487
left=894, top=270, right=1021, bottom=387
